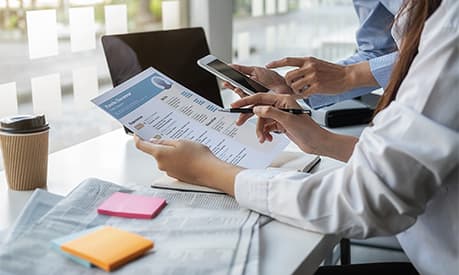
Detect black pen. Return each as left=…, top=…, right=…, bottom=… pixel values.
left=219, top=108, right=311, bottom=115
left=301, top=156, right=321, bottom=173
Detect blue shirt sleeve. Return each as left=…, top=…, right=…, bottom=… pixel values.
left=369, top=51, right=398, bottom=88
left=306, top=0, right=400, bottom=109
left=307, top=51, right=398, bottom=109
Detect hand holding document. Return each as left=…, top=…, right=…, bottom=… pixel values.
left=92, top=67, right=289, bottom=169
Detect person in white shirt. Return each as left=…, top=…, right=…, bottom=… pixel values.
left=134, top=0, right=458, bottom=274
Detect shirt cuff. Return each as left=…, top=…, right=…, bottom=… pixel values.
left=369, top=51, right=398, bottom=89
left=234, top=169, right=282, bottom=214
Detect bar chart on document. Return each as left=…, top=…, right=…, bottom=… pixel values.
left=92, top=67, right=289, bottom=169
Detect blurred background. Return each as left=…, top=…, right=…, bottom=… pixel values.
left=1, top=1, right=410, bottom=264
left=0, top=0, right=358, bottom=170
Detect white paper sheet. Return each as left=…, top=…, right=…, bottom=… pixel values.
left=92, top=67, right=289, bottom=169
left=0, top=179, right=260, bottom=275
left=2, top=189, right=63, bottom=245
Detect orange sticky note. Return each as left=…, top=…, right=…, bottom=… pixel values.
left=61, top=226, right=153, bottom=272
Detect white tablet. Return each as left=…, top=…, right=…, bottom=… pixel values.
left=197, top=55, right=270, bottom=95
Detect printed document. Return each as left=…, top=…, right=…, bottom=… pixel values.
left=92, top=67, right=288, bottom=168
left=0, top=178, right=259, bottom=275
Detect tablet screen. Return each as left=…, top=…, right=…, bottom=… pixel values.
left=207, top=59, right=269, bottom=93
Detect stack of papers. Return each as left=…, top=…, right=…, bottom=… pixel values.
left=59, top=226, right=153, bottom=272
left=97, top=192, right=167, bottom=219
left=0, top=178, right=260, bottom=275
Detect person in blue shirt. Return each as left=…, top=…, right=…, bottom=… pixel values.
left=227, top=0, right=403, bottom=109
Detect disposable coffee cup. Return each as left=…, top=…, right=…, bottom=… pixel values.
left=0, top=114, right=49, bottom=190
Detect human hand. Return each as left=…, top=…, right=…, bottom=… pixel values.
left=135, top=136, right=216, bottom=183
left=250, top=104, right=329, bottom=156
left=223, top=64, right=293, bottom=96
left=253, top=105, right=359, bottom=162
left=230, top=93, right=301, bottom=127
left=134, top=136, right=242, bottom=194
left=267, top=57, right=359, bottom=97
left=230, top=93, right=327, bottom=155
left=231, top=94, right=358, bottom=160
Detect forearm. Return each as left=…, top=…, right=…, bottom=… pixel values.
left=344, top=61, right=379, bottom=90
left=319, top=132, right=359, bottom=162
left=199, top=160, right=242, bottom=196
left=306, top=60, right=383, bottom=109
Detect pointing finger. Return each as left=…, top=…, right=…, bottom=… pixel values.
left=231, top=93, right=276, bottom=108
left=266, top=57, right=305, bottom=68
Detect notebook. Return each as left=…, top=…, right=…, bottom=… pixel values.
left=50, top=226, right=104, bottom=267
left=97, top=192, right=167, bottom=219
left=60, top=226, right=154, bottom=272
left=151, top=151, right=321, bottom=193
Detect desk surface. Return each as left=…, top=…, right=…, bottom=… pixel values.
left=0, top=128, right=343, bottom=275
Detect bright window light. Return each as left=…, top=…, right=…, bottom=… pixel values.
left=69, top=7, right=96, bottom=52
left=31, top=73, right=62, bottom=119
left=73, top=66, right=98, bottom=110
left=237, top=32, right=250, bottom=61
left=162, top=0, right=181, bottom=30
left=26, top=9, right=59, bottom=59
left=266, top=0, right=276, bottom=15
left=105, top=4, right=128, bottom=35
left=0, top=82, right=18, bottom=118
left=251, top=0, right=264, bottom=17
left=278, top=0, right=288, bottom=13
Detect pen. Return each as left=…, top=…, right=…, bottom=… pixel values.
left=219, top=108, right=312, bottom=115
left=301, top=156, right=321, bottom=173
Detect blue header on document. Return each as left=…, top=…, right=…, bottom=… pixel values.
left=91, top=66, right=289, bottom=169
left=97, top=70, right=172, bottom=119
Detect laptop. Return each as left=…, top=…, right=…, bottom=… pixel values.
left=101, top=27, right=223, bottom=107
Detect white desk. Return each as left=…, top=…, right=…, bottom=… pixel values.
left=0, top=128, right=342, bottom=275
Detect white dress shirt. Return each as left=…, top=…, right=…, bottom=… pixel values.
left=235, top=1, right=459, bottom=274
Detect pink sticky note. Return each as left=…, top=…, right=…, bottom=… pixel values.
left=97, top=192, right=167, bottom=219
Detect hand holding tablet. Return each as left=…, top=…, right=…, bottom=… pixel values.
left=197, top=55, right=270, bottom=95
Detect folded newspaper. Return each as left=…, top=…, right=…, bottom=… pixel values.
left=0, top=178, right=259, bottom=275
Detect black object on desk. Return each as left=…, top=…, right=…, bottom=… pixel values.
left=325, top=108, right=374, bottom=128
left=309, top=100, right=374, bottom=128
left=101, top=27, right=223, bottom=134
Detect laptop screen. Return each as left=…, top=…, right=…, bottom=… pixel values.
left=101, top=27, right=223, bottom=107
